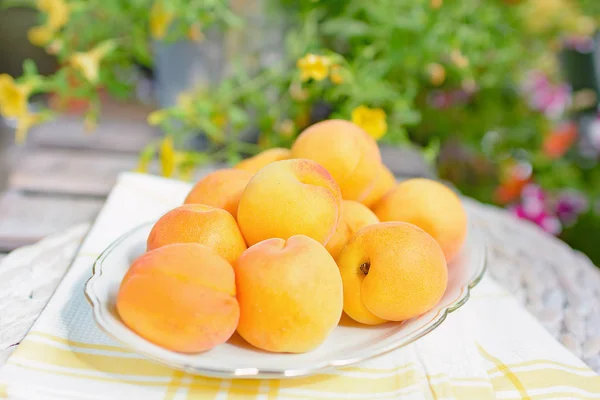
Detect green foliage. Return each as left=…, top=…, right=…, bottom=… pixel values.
left=3, top=0, right=600, bottom=261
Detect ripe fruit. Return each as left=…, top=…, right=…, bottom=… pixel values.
left=147, top=204, right=247, bottom=264
left=237, top=159, right=342, bottom=246
left=326, top=200, right=379, bottom=260
left=235, top=235, right=343, bottom=353
left=116, top=243, right=239, bottom=353
left=234, top=148, right=292, bottom=174
left=361, top=164, right=396, bottom=208
left=337, top=222, right=448, bottom=324
left=184, top=169, right=253, bottom=219
left=291, top=119, right=382, bottom=201
left=374, top=178, right=467, bottom=261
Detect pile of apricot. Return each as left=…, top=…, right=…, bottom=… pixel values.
left=116, top=119, right=467, bottom=354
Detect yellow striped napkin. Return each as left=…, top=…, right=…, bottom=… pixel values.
left=0, top=172, right=598, bottom=400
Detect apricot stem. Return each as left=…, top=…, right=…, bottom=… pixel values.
left=359, top=262, right=370, bottom=275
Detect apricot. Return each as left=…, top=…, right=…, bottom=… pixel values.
left=338, top=222, right=448, bottom=324
left=234, top=148, right=292, bottom=174
left=326, top=200, right=379, bottom=260
left=116, top=243, right=239, bottom=353
left=291, top=120, right=382, bottom=201
left=235, top=235, right=343, bottom=353
left=184, top=169, right=253, bottom=219
left=147, top=204, right=247, bottom=264
left=237, top=159, right=342, bottom=246
left=374, top=178, right=467, bottom=261
left=361, top=164, right=396, bottom=208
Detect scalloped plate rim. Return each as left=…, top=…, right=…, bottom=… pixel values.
left=84, top=221, right=487, bottom=379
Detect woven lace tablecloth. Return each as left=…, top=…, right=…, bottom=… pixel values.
left=1, top=200, right=599, bottom=372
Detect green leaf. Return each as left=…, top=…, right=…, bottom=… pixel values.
left=321, top=18, right=370, bottom=38
left=22, top=59, right=39, bottom=78
left=423, top=138, right=441, bottom=165
left=228, top=106, right=249, bottom=128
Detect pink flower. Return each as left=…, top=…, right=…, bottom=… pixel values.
left=509, top=184, right=562, bottom=235
left=523, top=71, right=571, bottom=120
left=554, top=190, right=588, bottom=226
left=510, top=203, right=562, bottom=235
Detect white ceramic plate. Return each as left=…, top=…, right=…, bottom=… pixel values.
left=85, top=222, right=486, bottom=379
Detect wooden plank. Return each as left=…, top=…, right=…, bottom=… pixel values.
left=26, top=107, right=160, bottom=154
left=9, top=149, right=140, bottom=197
left=0, top=191, right=102, bottom=251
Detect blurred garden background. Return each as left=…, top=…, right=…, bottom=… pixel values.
left=2, top=0, right=600, bottom=263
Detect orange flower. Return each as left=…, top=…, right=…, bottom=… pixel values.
left=431, top=0, right=443, bottom=9
left=427, top=63, right=446, bottom=86
left=187, top=23, right=205, bottom=42
left=493, top=160, right=532, bottom=204
left=494, top=178, right=530, bottom=204
left=543, top=122, right=577, bottom=159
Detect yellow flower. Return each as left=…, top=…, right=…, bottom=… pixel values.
left=70, top=40, right=116, bottom=83
left=150, top=2, right=175, bottom=39
left=27, top=25, right=55, bottom=47
left=330, top=65, right=344, bottom=84
left=450, top=49, right=469, bottom=69
left=147, top=109, right=168, bottom=126
left=159, top=136, right=175, bottom=177
left=427, top=63, right=446, bottom=86
left=431, top=0, right=443, bottom=9
left=0, top=74, right=31, bottom=118
left=297, top=54, right=330, bottom=82
left=351, top=105, right=388, bottom=140
left=15, top=112, right=42, bottom=144
left=37, top=0, right=69, bottom=30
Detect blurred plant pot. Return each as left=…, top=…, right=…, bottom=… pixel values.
left=152, top=0, right=286, bottom=146
left=0, top=6, right=57, bottom=77
left=0, top=118, right=15, bottom=191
